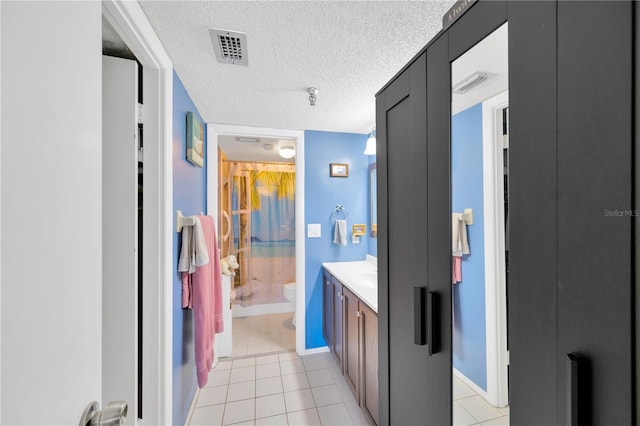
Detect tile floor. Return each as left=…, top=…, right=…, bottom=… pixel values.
left=232, top=313, right=296, bottom=358
left=189, top=351, right=373, bottom=426
left=453, top=376, right=510, bottom=426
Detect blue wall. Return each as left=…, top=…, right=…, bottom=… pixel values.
left=367, top=156, right=378, bottom=257
left=172, top=72, right=207, bottom=426
left=304, top=130, right=369, bottom=349
left=451, top=103, right=487, bottom=390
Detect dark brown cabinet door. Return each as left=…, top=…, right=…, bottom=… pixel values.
left=322, top=270, right=333, bottom=348
left=342, top=286, right=359, bottom=399
left=360, top=302, right=379, bottom=426
left=331, top=278, right=344, bottom=369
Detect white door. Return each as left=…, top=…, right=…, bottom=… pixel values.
left=1, top=1, right=104, bottom=424
left=102, top=55, right=139, bottom=424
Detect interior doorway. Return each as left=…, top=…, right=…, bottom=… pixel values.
left=207, top=125, right=306, bottom=359
left=101, top=3, right=173, bottom=423
left=482, top=91, right=510, bottom=408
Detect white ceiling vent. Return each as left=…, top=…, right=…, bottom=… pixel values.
left=209, top=28, right=248, bottom=66
left=235, top=136, right=260, bottom=143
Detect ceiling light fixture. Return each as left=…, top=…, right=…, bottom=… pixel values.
left=307, top=87, right=319, bottom=106
left=364, top=128, right=376, bottom=155
left=279, top=145, right=296, bottom=159
left=453, top=71, right=489, bottom=94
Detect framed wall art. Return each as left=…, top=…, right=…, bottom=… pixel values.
left=330, top=163, right=349, bottom=177
left=186, top=111, right=204, bottom=167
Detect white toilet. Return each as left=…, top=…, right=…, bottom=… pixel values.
left=283, top=282, right=296, bottom=326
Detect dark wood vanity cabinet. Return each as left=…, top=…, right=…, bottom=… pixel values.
left=322, top=270, right=333, bottom=352
left=359, top=301, right=379, bottom=426
left=331, top=277, right=344, bottom=369
left=323, top=269, right=379, bottom=425
left=342, top=286, right=360, bottom=398
left=322, top=270, right=344, bottom=369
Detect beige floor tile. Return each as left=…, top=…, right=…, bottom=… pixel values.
left=190, top=404, right=225, bottom=426
left=287, top=408, right=321, bottom=426
left=284, top=389, right=315, bottom=412
left=223, top=399, right=256, bottom=425
left=256, top=394, right=286, bottom=419
left=457, top=396, right=504, bottom=423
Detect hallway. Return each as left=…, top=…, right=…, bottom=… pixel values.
left=188, top=352, right=372, bottom=425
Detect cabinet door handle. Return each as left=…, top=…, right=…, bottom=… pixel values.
left=414, top=287, right=426, bottom=345
left=427, top=291, right=438, bottom=355
left=356, top=310, right=361, bottom=317
left=567, top=353, right=581, bottom=426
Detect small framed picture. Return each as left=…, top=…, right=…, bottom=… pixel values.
left=186, top=111, right=204, bottom=167
left=330, top=163, right=349, bottom=177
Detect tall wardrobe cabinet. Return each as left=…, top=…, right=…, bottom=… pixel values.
left=376, top=1, right=636, bottom=425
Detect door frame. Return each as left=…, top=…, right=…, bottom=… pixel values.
left=206, top=124, right=308, bottom=355
left=102, top=1, right=173, bottom=423
left=482, top=90, right=509, bottom=407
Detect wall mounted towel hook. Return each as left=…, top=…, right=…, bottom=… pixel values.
left=176, top=210, right=197, bottom=233
left=461, top=208, right=473, bottom=225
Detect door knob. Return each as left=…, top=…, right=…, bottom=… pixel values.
left=80, top=400, right=128, bottom=426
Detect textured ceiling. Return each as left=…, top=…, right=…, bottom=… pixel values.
left=138, top=0, right=457, bottom=134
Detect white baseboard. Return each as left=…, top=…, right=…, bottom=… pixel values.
left=232, top=302, right=294, bottom=317
left=298, top=346, right=330, bottom=356
left=453, top=367, right=493, bottom=405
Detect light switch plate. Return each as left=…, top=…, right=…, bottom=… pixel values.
left=307, top=223, right=321, bottom=238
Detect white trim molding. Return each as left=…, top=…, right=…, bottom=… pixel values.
left=454, top=367, right=492, bottom=403
left=481, top=90, right=509, bottom=408
left=102, top=1, right=173, bottom=423
left=205, top=124, right=308, bottom=355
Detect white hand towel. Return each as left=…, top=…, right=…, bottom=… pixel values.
left=451, top=213, right=470, bottom=256
left=178, top=217, right=210, bottom=273
left=334, top=219, right=347, bottom=246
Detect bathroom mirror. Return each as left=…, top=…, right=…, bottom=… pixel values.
left=451, top=22, right=510, bottom=425
left=369, top=163, right=377, bottom=238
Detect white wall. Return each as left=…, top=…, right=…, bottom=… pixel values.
left=1, top=2, right=103, bottom=424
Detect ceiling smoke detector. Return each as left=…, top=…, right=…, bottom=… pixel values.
left=453, top=71, right=489, bottom=94
left=209, top=28, right=249, bottom=66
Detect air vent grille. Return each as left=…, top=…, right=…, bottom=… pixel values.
left=453, top=71, right=489, bottom=94
left=209, top=28, right=248, bottom=66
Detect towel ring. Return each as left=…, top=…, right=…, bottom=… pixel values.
left=331, top=205, right=348, bottom=223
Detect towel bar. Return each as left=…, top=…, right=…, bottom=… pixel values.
left=176, top=210, right=197, bottom=232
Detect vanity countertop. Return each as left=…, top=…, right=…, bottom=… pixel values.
left=322, top=255, right=378, bottom=313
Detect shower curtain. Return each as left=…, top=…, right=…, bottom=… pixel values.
left=226, top=162, right=295, bottom=308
